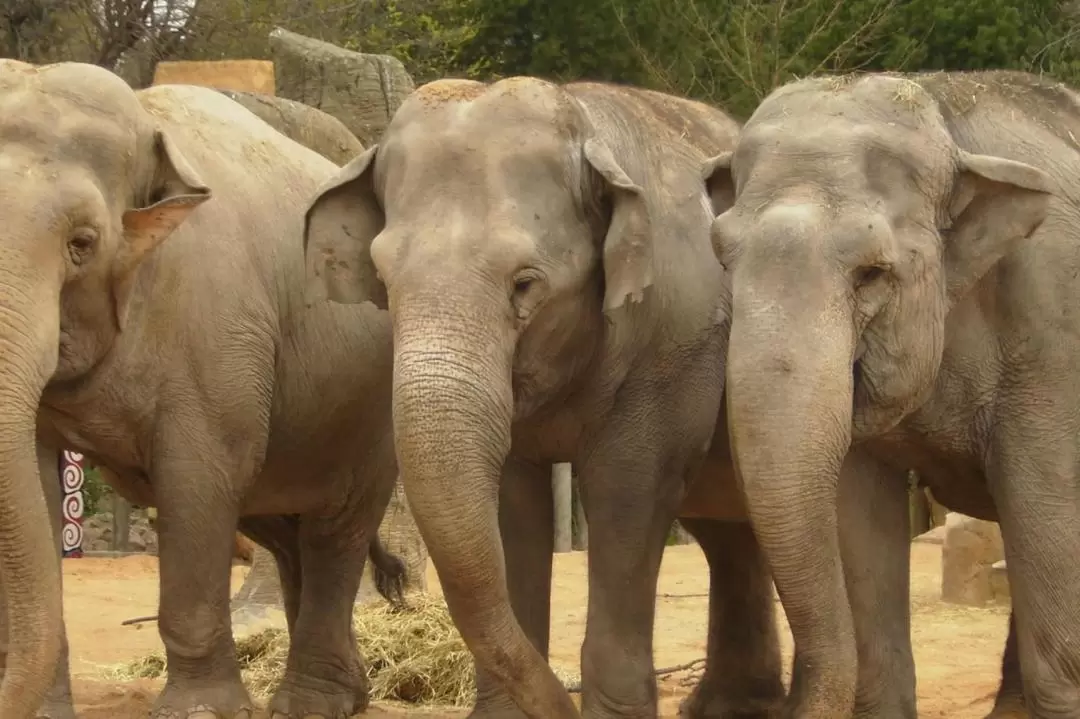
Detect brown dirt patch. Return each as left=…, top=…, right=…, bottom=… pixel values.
left=67, top=543, right=1007, bottom=717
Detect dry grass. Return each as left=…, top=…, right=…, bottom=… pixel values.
left=105, top=594, right=487, bottom=707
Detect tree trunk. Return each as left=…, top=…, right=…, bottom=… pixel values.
left=552, top=464, right=573, bottom=554
left=111, top=495, right=130, bottom=552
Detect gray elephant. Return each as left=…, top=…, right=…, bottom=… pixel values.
left=302, top=76, right=764, bottom=718
left=704, top=70, right=1073, bottom=718
left=0, top=60, right=403, bottom=719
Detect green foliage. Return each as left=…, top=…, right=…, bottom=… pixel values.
left=81, top=465, right=112, bottom=517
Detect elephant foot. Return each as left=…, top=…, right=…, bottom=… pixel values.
left=36, top=700, right=77, bottom=719
left=151, top=679, right=254, bottom=719
left=678, top=684, right=781, bottom=719
left=266, top=675, right=369, bottom=719
left=466, top=698, right=530, bottom=719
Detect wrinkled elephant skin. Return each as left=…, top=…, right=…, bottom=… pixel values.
left=707, top=70, right=1075, bottom=718
left=302, top=77, right=756, bottom=718
left=0, top=60, right=402, bottom=719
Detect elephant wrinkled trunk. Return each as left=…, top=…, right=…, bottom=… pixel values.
left=392, top=320, right=577, bottom=718
left=726, top=303, right=857, bottom=717
left=0, top=296, right=63, bottom=717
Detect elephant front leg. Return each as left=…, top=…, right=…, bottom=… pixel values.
left=151, top=440, right=254, bottom=719
left=0, top=440, right=79, bottom=718
left=470, top=458, right=556, bottom=719
left=990, top=427, right=1080, bottom=719
left=836, top=449, right=916, bottom=719
left=676, top=518, right=783, bottom=719
left=577, top=437, right=699, bottom=716
left=0, top=610, right=75, bottom=719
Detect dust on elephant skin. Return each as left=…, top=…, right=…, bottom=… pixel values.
left=299, top=74, right=802, bottom=719
left=0, top=60, right=402, bottom=719
left=707, top=69, right=1077, bottom=718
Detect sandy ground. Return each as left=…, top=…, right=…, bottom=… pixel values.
left=67, top=540, right=1009, bottom=718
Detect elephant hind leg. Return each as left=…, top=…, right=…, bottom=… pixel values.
left=266, top=449, right=398, bottom=719
left=677, top=517, right=783, bottom=719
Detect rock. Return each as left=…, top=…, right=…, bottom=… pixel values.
left=268, top=28, right=415, bottom=146
left=941, top=512, right=1006, bottom=605
left=215, top=90, right=365, bottom=166
left=914, top=522, right=947, bottom=545
left=990, top=560, right=1010, bottom=604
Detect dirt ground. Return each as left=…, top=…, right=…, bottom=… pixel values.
left=68, top=539, right=1009, bottom=718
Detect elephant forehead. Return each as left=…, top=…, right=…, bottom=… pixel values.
left=0, top=90, right=140, bottom=182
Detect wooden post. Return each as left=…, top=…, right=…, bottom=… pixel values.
left=572, top=472, right=588, bottom=551
left=553, top=463, right=573, bottom=553
left=111, top=494, right=131, bottom=551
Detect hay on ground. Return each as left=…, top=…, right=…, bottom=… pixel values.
left=107, top=594, right=478, bottom=706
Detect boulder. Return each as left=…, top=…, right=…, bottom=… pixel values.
left=268, top=28, right=415, bottom=146
left=941, top=512, right=1007, bottom=605
left=215, top=90, right=364, bottom=166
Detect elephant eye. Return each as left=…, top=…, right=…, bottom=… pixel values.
left=853, top=264, right=888, bottom=287
left=68, top=229, right=98, bottom=266
left=513, top=277, right=534, bottom=295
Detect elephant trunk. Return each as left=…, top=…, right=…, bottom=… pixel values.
left=391, top=298, right=577, bottom=718
left=0, top=275, right=63, bottom=717
left=726, top=293, right=857, bottom=717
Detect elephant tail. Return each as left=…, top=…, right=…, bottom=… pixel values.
left=369, top=536, right=408, bottom=610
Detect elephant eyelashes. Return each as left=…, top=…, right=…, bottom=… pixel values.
left=67, top=230, right=98, bottom=266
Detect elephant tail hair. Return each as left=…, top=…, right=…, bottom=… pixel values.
left=369, top=536, right=409, bottom=610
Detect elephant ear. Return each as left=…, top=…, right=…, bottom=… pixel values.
left=943, top=150, right=1053, bottom=305
left=115, top=130, right=211, bottom=329
left=303, top=145, right=388, bottom=310
left=583, top=138, right=654, bottom=313
left=701, top=151, right=736, bottom=216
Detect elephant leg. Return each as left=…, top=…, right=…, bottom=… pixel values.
left=990, top=425, right=1080, bottom=719
left=577, top=400, right=714, bottom=718
left=0, top=443, right=76, bottom=719
left=836, top=448, right=915, bottom=719
left=677, top=518, right=783, bottom=719
left=235, top=515, right=303, bottom=633
left=470, top=458, right=555, bottom=719
left=151, top=436, right=254, bottom=719
left=267, top=449, right=397, bottom=719
left=986, top=611, right=1027, bottom=718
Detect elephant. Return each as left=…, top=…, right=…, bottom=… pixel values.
left=0, top=448, right=407, bottom=719
left=301, top=76, right=772, bottom=718
left=0, top=60, right=404, bottom=719
left=703, top=69, right=1076, bottom=718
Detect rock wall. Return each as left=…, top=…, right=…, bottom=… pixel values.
left=268, top=28, right=415, bottom=146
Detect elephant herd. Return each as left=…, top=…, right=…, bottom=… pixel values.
left=0, top=57, right=1077, bottom=719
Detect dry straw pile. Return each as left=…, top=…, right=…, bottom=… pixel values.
left=109, top=594, right=478, bottom=707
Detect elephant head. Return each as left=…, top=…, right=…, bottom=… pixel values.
left=303, top=77, right=675, bottom=715
left=0, top=60, right=209, bottom=714
left=701, top=74, right=1052, bottom=710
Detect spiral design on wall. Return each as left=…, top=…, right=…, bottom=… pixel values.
left=61, top=463, right=85, bottom=493
left=62, top=450, right=84, bottom=464
left=62, top=521, right=84, bottom=552
left=62, top=491, right=84, bottom=522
